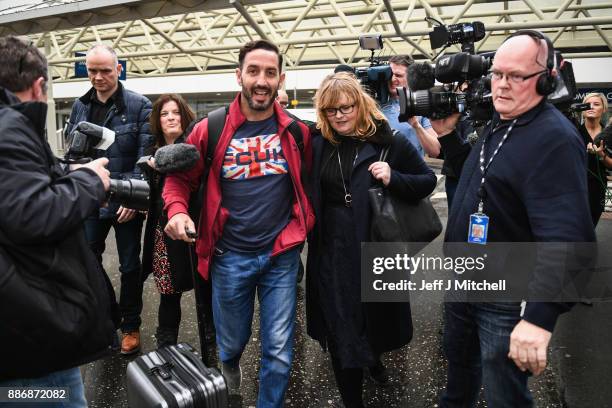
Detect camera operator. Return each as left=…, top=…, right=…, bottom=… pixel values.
left=381, top=55, right=440, bottom=157
left=578, top=92, right=612, bottom=225
left=0, top=36, right=117, bottom=406
left=433, top=31, right=595, bottom=407
left=64, top=44, right=152, bottom=355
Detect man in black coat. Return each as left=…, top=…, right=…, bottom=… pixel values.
left=0, top=36, right=117, bottom=405
left=432, top=32, right=595, bottom=407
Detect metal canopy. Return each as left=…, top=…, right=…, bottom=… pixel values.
left=1, top=0, right=611, bottom=82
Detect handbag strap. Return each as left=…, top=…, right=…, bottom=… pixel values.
left=379, top=145, right=390, bottom=163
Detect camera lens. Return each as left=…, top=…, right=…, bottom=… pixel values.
left=108, top=179, right=150, bottom=211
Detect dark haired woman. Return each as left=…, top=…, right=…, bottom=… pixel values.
left=306, top=73, right=437, bottom=407
left=142, top=93, right=199, bottom=347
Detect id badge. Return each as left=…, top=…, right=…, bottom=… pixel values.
left=468, top=213, right=489, bottom=244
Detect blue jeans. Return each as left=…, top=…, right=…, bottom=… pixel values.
left=0, top=367, right=86, bottom=407
left=440, top=302, right=533, bottom=408
left=211, top=246, right=299, bottom=408
left=84, top=215, right=144, bottom=332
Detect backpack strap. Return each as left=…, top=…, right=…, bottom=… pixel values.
left=287, top=120, right=304, bottom=155
left=189, top=106, right=228, bottom=233
left=205, top=106, right=228, bottom=167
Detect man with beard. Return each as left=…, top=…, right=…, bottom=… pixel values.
left=163, top=39, right=313, bottom=407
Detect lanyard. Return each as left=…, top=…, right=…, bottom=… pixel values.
left=476, top=118, right=517, bottom=213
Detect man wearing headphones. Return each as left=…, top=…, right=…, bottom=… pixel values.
left=432, top=32, right=595, bottom=406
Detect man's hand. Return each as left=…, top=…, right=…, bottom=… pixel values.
left=116, top=206, right=137, bottom=223
left=430, top=113, right=462, bottom=137
left=407, top=116, right=419, bottom=128
left=79, top=158, right=111, bottom=191
left=165, top=213, right=196, bottom=243
left=508, top=320, right=552, bottom=376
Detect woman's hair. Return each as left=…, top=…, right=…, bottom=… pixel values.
left=314, top=72, right=386, bottom=144
left=150, top=93, right=195, bottom=147
left=582, top=92, right=609, bottom=123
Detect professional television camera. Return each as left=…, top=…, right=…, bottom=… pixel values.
left=354, top=34, right=392, bottom=104
left=398, top=20, right=579, bottom=126
left=64, top=121, right=150, bottom=211
left=398, top=20, right=494, bottom=124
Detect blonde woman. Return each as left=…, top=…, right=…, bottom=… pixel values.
left=305, top=73, right=437, bottom=407
left=580, top=92, right=611, bottom=225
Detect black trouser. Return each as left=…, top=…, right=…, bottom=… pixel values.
left=84, top=215, right=144, bottom=333
left=159, top=292, right=182, bottom=330
left=330, top=353, right=365, bottom=408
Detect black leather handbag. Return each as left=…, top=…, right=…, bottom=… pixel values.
left=368, top=145, right=442, bottom=249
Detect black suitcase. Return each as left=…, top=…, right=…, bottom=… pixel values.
left=126, top=342, right=228, bottom=407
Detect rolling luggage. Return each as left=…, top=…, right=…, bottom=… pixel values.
left=126, top=342, right=228, bottom=408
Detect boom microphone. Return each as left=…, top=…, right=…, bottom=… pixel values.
left=407, top=63, right=435, bottom=91
left=154, top=143, right=200, bottom=173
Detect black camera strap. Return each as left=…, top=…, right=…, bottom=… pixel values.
left=476, top=118, right=517, bottom=213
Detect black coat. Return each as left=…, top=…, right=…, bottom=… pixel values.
left=306, top=121, right=437, bottom=353
left=141, top=139, right=194, bottom=292
left=0, top=88, right=118, bottom=380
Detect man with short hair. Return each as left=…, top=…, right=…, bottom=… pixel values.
left=382, top=55, right=440, bottom=157
left=163, top=39, right=313, bottom=407
left=0, top=36, right=117, bottom=406
left=65, top=44, right=152, bottom=355
left=434, top=32, right=595, bottom=407
left=276, top=89, right=289, bottom=108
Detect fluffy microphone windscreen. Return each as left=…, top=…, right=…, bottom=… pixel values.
left=154, top=143, right=201, bottom=173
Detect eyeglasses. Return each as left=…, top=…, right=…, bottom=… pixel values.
left=323, top=104, right=355, bottom=116
left=490, top=69, right=547, bottom=84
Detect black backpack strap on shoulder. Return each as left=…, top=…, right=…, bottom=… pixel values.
left=287, top=120, right=304, bottom=155
left=190, top=105, right=228, bottom=227
left=205, top=106, right=228, bottom=166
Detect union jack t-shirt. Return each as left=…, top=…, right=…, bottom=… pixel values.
left=219, top=116, right=292, bottom=252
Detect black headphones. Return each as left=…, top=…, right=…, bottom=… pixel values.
left=505, top=30, right=557, bottom=96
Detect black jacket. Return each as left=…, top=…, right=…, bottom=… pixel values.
left=64, top=82, right=152, bottom=218
left=141, top=138, right=194, bottom=292
left=446, top=100, right=595, bottom=331
left=0, top=88, right=118, bottom=380
left=306, top=120, right=437, bottom=352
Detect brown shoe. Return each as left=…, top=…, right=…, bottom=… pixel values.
left=120, top=331, right=141, bottom=355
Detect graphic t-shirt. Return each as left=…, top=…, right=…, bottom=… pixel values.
left=219, top=115, right=292, bottom=252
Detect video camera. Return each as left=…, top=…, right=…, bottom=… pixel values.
left=64, top=121, right=150, bottom=211
left=398, top=20, right=493, bottom=125
left=398, top=20, right=580, bottom=126
left=354, top=34, right=392, bottom=104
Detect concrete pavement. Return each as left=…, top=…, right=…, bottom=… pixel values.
left=81, top=173, right=612, bottom=407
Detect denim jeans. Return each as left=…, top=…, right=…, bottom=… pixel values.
left=211, top=246, right=300, bottom=408
left=84, top=215, right=144, bottom=332
left=0, top=367, right=87, bottom=407
left=440, top=302, right=533, bottom=408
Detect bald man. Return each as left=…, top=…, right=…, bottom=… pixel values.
left=435, top=32, right=594, bottom=407
left=276, top=89, right=289, bottom=108
left=65, top=44, right=152, bottom=356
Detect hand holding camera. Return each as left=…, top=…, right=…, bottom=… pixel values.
left=81, top=158, right=111, bottom=191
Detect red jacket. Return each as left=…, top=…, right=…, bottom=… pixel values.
left=163, top=94, right=314, bottom=280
